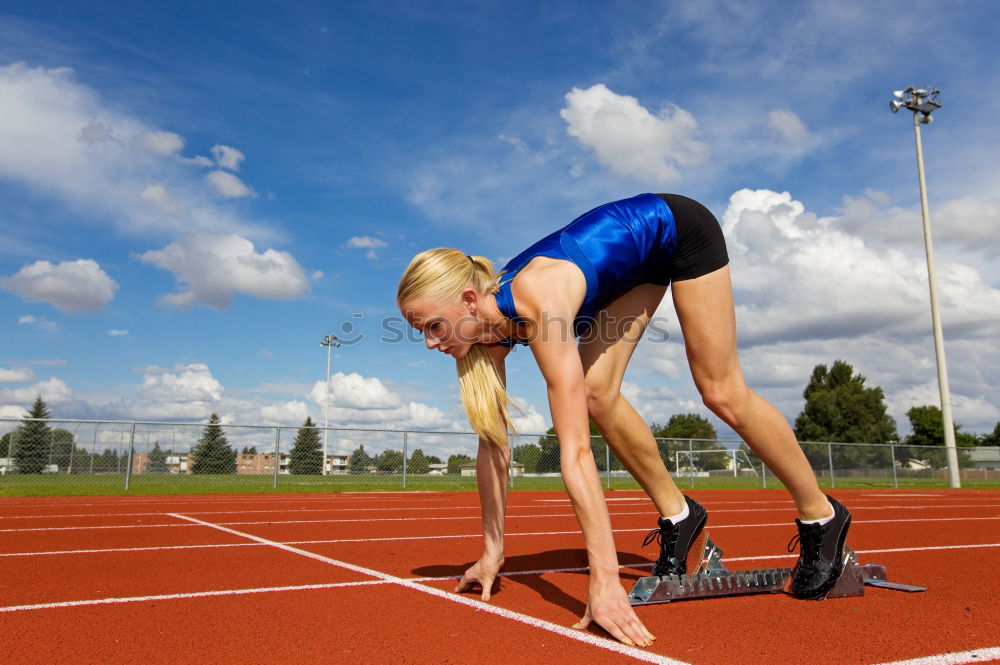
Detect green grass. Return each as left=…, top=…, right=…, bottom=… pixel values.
left=1, top=472, right=997, bottom=497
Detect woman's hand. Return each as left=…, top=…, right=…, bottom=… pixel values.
left=572, top=578, right=656, bottom=647
left=454, top=554, right=505, bottom=601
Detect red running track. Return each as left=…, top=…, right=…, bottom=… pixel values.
left=1, top=489, right=998, bottom=665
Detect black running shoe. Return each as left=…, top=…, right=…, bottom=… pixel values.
left=786, top=496, right=852, bottom=599
left=642, top=496, right=708, bottom=577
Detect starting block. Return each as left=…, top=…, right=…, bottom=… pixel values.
left=628, top=533, right=926, bottom=606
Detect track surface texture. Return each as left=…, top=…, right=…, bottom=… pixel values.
left=2, top=489, right=998, bottom=665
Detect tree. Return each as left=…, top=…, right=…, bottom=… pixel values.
left=241, top=446, right=258, bottom=454
left=901, top=405, right=976, bottom=468
left=408, top=448, right=430, bottom=474
left=375, top=449, right=404, bottom=474
left=13, top=396, right=52, bottom=474
left=288, top=417, right=323, bottom=475
left=447, top=454, right=473, bottom=475
left=652, top=414, right=725, bottom=471
left=978, top=422, right=1000, bottom=447
left=0, top=432, right=13, bottom=457
left=349, top=445, right=373, bottom=474
left=426, top=455, right=442, bottom=465
left=513, top=443, right=542, bottom=473
left=794, top=361, right=898, bottom=443
left=145, top=442, right=169, bottom=473
left=190, top=414, right=236, bottom=474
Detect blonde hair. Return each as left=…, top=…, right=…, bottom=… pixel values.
left=397, top=248, right=516, bottom=448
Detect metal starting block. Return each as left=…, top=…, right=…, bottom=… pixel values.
left=628, top=533, right=926, bottom=606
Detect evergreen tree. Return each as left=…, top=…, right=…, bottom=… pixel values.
left=289, top=417, right=323, bottom=475
left=145, top=442, right=169, bottom=473
left=375, top=449, right=404, bottom=474
left=349, top=445, right=373, bottom=474
left=407, top=448, right=430, bottom=474
left=426, top=455, right=442, bottom=465
left=0, top=432, right=12, bottom=457
left=447, top=453, right=473, bottom=475
left=241, top=446, right=258, bottom=455
left=14, top=396, right=52, bottom=474
left=190, top=414, right=236, bottom=474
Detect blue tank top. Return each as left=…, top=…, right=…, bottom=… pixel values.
left=493, top=193, right=678, bottom=347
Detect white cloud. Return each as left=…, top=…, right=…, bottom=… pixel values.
left=138, top=233, right=309, bottom=309
left=0, top=63, right=271, bottom=238
left=205, top=170, right=254, bottom=198
left=107, top=329, right=129, bottom=336
left=560, top=83, right=709, bottom=183
left=0, top=404, right=27, bottom=418
left=0, top=377, right=73, bottom=405
left=0, top=367, right=34, bottom=383
left=139, top=184, right=186, bottom=217
left=764, top=109, right=812, bottom=145
left=0, top=258, right=118, bottom=313
left=210, top=144, right=245, bottom=171
left=346, top=236, right=388, bottom=249
left=139, top=363, right=222, bottom=404
left=136, top=131, right=184, bottom=156
left=308, top=372, right=452, bottom=430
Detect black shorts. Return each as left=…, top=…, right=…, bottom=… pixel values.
left=656, top=193, right=730, bottom=283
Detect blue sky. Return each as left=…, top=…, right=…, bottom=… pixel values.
left=1, top=0, right=998, bottom=442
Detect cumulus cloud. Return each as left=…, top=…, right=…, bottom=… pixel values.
left=138, top=233, right=309, bottom=309
left=107, top=329, right=129, bottom=336
left=308, top=371, right=451, bottom=430
left=139, top=184, right=186, bottom=217
left=0, top=367, right=34, bottom=383
left=0, top=377, right=72, bottom=405
left=210, top=145, right=245, bottom=171
left=560, top=83, right=709, bottom=183
left=346, top=236, right=388, bottom=249
left=205, top=170, right=254, bottom=198
left=0, top=63, right=271, bottom=238
left=0, top=258, right=118, bottom=313
left=0, top=404, right=28, bottom=418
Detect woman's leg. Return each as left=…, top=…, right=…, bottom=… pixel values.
left=670, top=266, right=831, bottom=520
left=578, top=282, right=686, bottom=518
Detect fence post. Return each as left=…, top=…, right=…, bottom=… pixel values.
left=762, top=462, right=767, bottom=489
left=272, top=427, right=280, bottom=489
left=124, top=422, right=136, bottom=491
left=689, top=439, right=695, bottom=489
left=605, top=442, right=611, bottom=490
left=827, top=442, right=835, bottom=489
left=509, top=434, right=515, bottom=489
left=402, top=431, right=408, bottom=489
left=732, top=449, right=737, bottom=478
left=890, top=444, right=898, bottom=489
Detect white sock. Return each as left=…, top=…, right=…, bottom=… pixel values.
left=663, top=501, right=689, bottom=524
left=799, top=499, right=836, bottom=525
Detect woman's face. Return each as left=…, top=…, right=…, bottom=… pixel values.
left=400, top=295, right=480, bottom=359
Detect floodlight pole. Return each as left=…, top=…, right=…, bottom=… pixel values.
left=320, top=335, right=340, bottom=476
left=891, top=86, right=960, bottom=488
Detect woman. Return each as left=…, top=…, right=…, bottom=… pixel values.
left=396, top=193, right=851, bottom=647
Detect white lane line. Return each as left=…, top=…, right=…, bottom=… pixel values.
left=169, top=513, right=689, bottom=665
left=0, top=581, right=386, bottom=613
left=4, top=514, right=998, bottom=537
left=871, top=647, right=1000, bottom=665
left=4, top=500, right=999, bottom=521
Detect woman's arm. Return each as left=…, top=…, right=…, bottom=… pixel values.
left=517, top=266, right=655, bottom=647
left=455, top=343, right=510, bottom=600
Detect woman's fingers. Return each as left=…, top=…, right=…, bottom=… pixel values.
left=454, top=572, right=496, bottom=601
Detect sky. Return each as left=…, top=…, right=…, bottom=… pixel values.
left=1, top=0, right=998, bottom=448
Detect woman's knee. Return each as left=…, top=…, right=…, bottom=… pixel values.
left=699, top=380, right=753, bottom=426
left=585, top=383, right=619, bottom=421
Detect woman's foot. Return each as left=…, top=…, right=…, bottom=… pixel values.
left=786, top=496, right=852, bottom=599
left=643, top=496, right=708, bottom=577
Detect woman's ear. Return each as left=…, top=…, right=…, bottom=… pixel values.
left=461, top=287, right=478, bottom=313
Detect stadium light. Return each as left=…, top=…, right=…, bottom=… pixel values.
left=889, top=85, right=960, bottom=489
left=319, top=335, right=341, bottom=475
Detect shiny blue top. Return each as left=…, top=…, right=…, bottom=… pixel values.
left=493, top=193, right=678, bottom=347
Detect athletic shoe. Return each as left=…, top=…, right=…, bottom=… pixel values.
left=786, top=495, right=852, bottom=599
left=642, top=496, right=708, bottom=577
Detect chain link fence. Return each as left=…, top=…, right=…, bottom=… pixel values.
left=1, top=418, right=997, bottom=494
